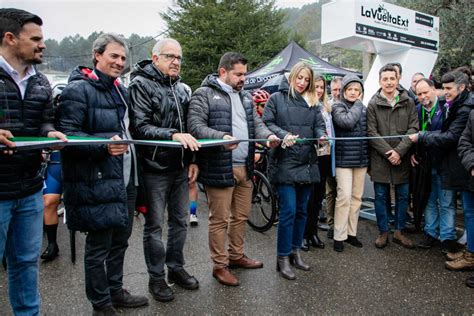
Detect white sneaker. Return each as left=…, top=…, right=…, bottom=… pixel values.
left=190, top=214, right=198, bottom=227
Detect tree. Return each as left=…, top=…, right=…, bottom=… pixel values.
left=162, top=0, right=289, bottom=90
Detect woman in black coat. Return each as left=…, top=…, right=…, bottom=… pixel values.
left=263, top=62, right=326, bottom=280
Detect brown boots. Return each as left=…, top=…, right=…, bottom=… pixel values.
left=375, top=231, right=415, bottom=249
left=445, top=251, right=474, bottom=271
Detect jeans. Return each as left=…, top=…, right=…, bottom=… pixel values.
left=276, top=184, right=312, bottom=256
left=143, top=170, right=188, bottom=280
left=424, top=169, right=457, bottom=241
left=374, top=182, right=409, bottom=233
left=0, top=190, right=44, bottom=316
left=461, top=191, right=474, bottom=253
left=84, top=182, right=136, bottom=308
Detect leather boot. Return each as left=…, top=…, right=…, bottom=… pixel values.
left=41, top=243, right=59, bottom=261
left=276, top=256, right=296, bottom=280
left=309, top=234, right=325, bottom=249
left=289, top=249, right=310, bottom=271
left=301, top=238, right=310, bottom=252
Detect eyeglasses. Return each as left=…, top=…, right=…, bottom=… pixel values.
left=159, top=53, right=183, bottom=63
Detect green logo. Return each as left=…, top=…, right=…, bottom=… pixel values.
left=257, top=56, right=284, bottom=75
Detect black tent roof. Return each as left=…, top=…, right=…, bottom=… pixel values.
left=244, top=41, right=361, bottom=90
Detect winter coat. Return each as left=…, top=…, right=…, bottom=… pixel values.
left=458, top=110, right=474, bottom=191
left=187, top=74, right=272, bottom=187
left=367, top=88, right=418, bottom=184
left=128, top=60, right=192, bottom=173
left=331, top=75, right=369, bottom=168
left=56, top=67, right=129, bottom=232
left=419, top=90, right=473, bottom=190
left=0, top=67, right=55, bottom=200
left=262, top=77, right=326, bottom=185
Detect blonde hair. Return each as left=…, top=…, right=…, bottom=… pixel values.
left=314, top=75, right=331, bottom=113
left=288, top=62, right=318, bottom=107
left=344, top=81, right=364, bottom=101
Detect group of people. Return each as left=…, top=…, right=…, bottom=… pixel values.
left=0, top=7, right=472, bottom=316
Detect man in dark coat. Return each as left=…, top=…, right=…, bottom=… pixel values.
left=367, top=64, right=419, bottom=250
left=0, top=8, right=67, bottom=315
left=128, top=38, right=200, bottom=302
left=187, top=52, right=279, bottom=287
left=56, top=33, right=148, bottom=315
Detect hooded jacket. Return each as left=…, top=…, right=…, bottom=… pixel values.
left=419, top=90, right=474, bottom=190
left=128, top=60, right=192, bottom=173
left=331, top=75, right=369, bottom=168
left=367, top=87, right=419, bottom=184
left=187, top=74, right=272, bottom=187
left=56, top=66, right=129, bottom=232
left=262, top=77, right=326, bottom=185
left=0, top=67, right=55, bottom=200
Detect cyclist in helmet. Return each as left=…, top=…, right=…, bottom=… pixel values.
left=252, top=89, right=270, bottom=117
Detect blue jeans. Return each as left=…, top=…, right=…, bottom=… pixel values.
left=0, top=190, right=44, bottom=316
left=276, top=184, right=312, bottom=256
left=424, top=169, right=457, bottom=241
left=373, top=182, right=409, bottom=233
left=461, top=191, right=474, bottom=253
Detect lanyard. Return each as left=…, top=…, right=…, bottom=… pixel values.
left=421, top=100, right=438, bottom=131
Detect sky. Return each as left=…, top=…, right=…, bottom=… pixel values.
left=2, top=0, right=318, bottom=41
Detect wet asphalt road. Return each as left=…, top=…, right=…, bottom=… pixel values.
left=1, top=191, right=473, bottom=315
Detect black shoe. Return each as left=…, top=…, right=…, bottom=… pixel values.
left=417, top=234, right=438, bottom=249
left=149, top=279, right=174, bottom=302
left=309, top=235, right=325, bottom=249
left=466, top=276, right=474, bottom=288
left=333, top=240, right=344, bottom=252
left=111, top=288, right=148, bottom=308
left=41, top=243, right=59, bottom=261
left=327, top=228, right=334, bottom=240
left=168, top=268, right=199, bottom=290
left=301, top=238, right=310, bottom=252
left=441, top=239, right=461, bottom=254
left=345, top=235, right=363, bottom=248
left=92, top=305, right=117, bottom=316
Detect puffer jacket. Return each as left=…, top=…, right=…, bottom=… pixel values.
left=367, top=88, right=418, bottom=184
left=331, top=75, right=369, bottom=168
left=458, top=110, right=474, bottom=191
left=128, top=60, right=192, bottom=173
left=419, top=90, right=473, bottom=190
left=56, top=66, right=128, bottom=232
left=187, top=74, right=272, bottom=187
left=262, top=77, right=326, bottom=185
left=0, top=67, right=55, bottom=200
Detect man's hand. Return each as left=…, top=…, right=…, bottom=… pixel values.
left=0, top=129, right=15, bottom=155
left=409, top=133, right=418, bottom=143
left=172, top=133, right=201, bottom=151
left=282, top=133, right=299, bottom=148
left=410, top=154, right=419, bottom=167
left=188, top=164, right=199, bottom=184
left=47, top=131, right=68, bottom=150
left=223, top=135, right=238, bottom=150
left=386, top=149, right=401, bottom=165
left=108, top=135, right=129, bottom=156
left=266, top=134, right=280, bottom=148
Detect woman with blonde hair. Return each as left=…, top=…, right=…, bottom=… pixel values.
left=263, top=62, right=326, bottom=280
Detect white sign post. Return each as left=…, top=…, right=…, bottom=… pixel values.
left=321, top=0, right=439, bottom=104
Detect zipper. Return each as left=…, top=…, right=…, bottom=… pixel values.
left=170, top=77, right=185, bottom=169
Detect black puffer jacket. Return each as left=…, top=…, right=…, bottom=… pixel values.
left=56, top=67, right=128, bottom=232
left=262, top=77, right=326, bottom=185
left=0, top=67, right=55, bottom=200
left=419, top=90, right=474, bottom=190
left=332, top=75, right=369, bottom=168
left=187, top=74, right=272, bottom=187
left=128, top=60, right=191, bottom=173
left=458, top=110, right=474, bottom=191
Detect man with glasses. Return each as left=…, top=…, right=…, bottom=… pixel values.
left=129, top=38, right=200, bottom=302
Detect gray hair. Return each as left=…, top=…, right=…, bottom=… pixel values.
left=152, top=38, right=181, bottom=57
left=91, top=33, right=128, bottom=66
left=330, top=76, right=343, bottom=86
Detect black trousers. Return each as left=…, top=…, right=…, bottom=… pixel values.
left=84, top=181, right=136, bottom=308
left=305, top=155, right=331, bottom=237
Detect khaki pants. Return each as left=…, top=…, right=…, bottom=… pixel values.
left=334, top=167, right=367, bottom=241
left=325, top=176, right=337, bottom=227
left=205, top=166, right=252, bottom=270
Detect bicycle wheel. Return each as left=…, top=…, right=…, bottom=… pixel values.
left=247, top=170, right=277, bottom=232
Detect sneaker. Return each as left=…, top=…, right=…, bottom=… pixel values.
left=168, top=268, right=199, bottom=290
left=445, top=251, right=474, bottom=271
left=375, top=232, right=389, bottom=249
left=441, top=239, right=461, bottom=254
left=148, top=279, right=174, bottom=302
left=111, top=288, right=148, bottom=308
left=417, top=234, right=438, bottom=249
left=345, top=235, right=363, bottom=248
left=393, top=230, right=415, bottom=249
left=317, top=222, right=330, bottom=231
left=190, top=214, right=198, bottom=227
